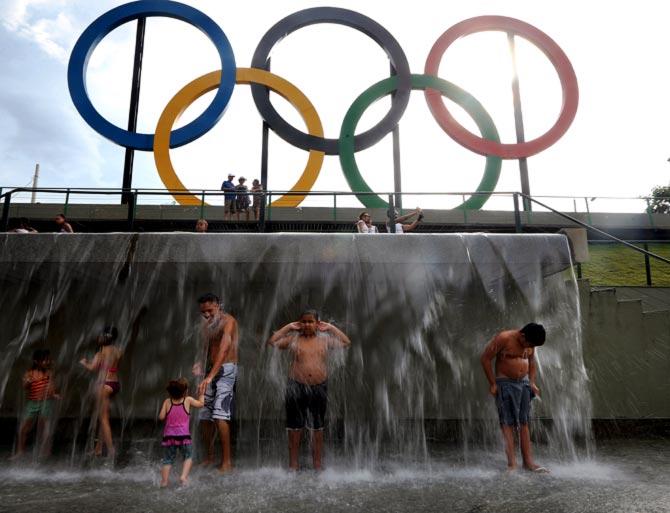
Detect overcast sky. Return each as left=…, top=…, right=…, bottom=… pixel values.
left=1, top=0, right=669, bottom=212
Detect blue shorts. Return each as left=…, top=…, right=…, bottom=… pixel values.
left=199, top=363, right=237, bottom=422
left=495, top=377, right=533, bottom=426
left=162, top=444, right=192, bottom=465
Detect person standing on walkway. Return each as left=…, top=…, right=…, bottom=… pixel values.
left=221, top=174, right=236, bottom=221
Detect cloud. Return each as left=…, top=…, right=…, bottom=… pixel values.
left=0, top=25, right=114, bottom=190
left=2, top=0, right=76, bottom=63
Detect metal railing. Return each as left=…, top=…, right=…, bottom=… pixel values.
left=2, top=187, right=669, bottom=285
left=518, top=194, right=670, bottom=286
left=2, top=187, right=526, bottom=232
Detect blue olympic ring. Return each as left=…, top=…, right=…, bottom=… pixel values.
left=67, top=0, right=236, bottom=151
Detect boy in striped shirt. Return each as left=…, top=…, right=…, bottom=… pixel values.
left=13, top=349, right=59, bottom=458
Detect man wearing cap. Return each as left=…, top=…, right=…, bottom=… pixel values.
left=221, top=173, right=236, bottom=220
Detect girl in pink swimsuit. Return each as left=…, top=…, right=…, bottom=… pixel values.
left=80, top=326, right=122, bottom=458
left=158, top=378, right=205, bottom=487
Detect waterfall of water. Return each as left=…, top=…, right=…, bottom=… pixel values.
left=0, top=233, right=591, bottom=467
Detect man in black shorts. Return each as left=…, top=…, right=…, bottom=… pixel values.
left=267, top=310, right=350, bottom=470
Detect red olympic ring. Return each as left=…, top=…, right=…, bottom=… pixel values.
left=424, top=15, right=579, bottom=159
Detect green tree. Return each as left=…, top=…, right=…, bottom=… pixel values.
left=648, top=185, right=670, bottom=214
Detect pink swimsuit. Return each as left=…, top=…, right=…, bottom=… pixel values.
left=162, top=400, right=191, bottom=446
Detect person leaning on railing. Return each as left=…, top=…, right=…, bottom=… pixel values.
left=385, top=207, right=423, bottom=234
left=10, top=218, right=38, bottom=233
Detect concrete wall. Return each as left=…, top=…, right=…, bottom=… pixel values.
left=581, top=281, right=670, bottom=418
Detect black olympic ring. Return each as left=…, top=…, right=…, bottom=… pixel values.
left=250, top=6, right=412, bottom=156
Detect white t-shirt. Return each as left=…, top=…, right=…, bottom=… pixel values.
left=356, top=220, right=378, bottom=234
left=385, top=222, right=404, bottom=234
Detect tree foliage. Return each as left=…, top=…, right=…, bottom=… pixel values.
left=648, top=185, right=670, bottom=214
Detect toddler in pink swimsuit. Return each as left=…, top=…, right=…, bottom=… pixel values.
left=158, top=378, right=204, bottom=487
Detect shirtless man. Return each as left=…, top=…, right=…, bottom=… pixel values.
left=195, top=293, right=238, bottom=472
left=480, top=322, right=548, bottom=473
left=267, top=310, right=351, bottom=470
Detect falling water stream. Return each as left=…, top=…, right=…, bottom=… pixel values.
left=1, top=233, right=665, bottom=512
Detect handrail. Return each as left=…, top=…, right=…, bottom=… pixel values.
left=521, top=194, right=670, bottom=266
left=0, top=187, right=516, bottom=199
left=2, top=186, right=668, bottom=202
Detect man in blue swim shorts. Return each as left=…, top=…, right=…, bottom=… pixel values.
left=195, top=293, right=239, bottom=473
left=480, top=323, right=549, bottom=473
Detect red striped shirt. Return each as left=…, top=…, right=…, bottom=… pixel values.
left=27, top=374, right=52, bottom=401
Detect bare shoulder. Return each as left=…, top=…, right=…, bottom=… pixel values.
left=497, top=330, right=518, bottom=344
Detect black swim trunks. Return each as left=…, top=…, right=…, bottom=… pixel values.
left=285, top=379, right=327, bottom=430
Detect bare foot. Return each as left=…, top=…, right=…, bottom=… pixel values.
left=160, top=481, right=168, bottom=488
left=505, top=465, right=517, bottom=474
left=524, top=464, right=550, bottom=474
left=9, top=453, right=23, bottom=461
left=179, top=477, right=189, bottom=486
left=199, top=459, right=215, bottom=467
left=217, top=464, right=233, bottom=474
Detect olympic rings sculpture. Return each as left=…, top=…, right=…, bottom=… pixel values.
left=68, top=2, right=578, bottom=209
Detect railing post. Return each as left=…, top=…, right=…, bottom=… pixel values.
left=513, top=193, right=522, bottom=233
left=63, top=188, right=71, bottom=216
left=388, top=194, right=396, bottom=233
left=462, top=194, right=468, bottom=224
left=2, top=191, right=11, bottom=231
left=267, top=192, right=272, bottom=222
left=576, top=262, right=582, bottom=279
left=333, top=193, right=337, bottom=222
left=127, top=190, right=136, bottom=231
left=584, top=197, right=593, bottom=225
left=645, top=198, right=655, bottom=229
left=644, top=242, right=652, bottom=287
left=200, top=190, right=206, bottom=220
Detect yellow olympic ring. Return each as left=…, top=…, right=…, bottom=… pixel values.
left=154, top=67, right=325, bottom=207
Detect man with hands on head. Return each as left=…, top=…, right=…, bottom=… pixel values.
left=267, top=310, right=351, bottom=471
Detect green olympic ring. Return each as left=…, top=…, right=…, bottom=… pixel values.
left=339, top=74, right=502, bottom=210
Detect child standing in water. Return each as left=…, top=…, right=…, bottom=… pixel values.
left=13, top=349, right=59, bottom=458
left=480, top=322, right=549, bottom=473
left=267, top=310, right=351, bottom=470
left=158, top=378, right=205, bottom=487
left=79, top=326, right=122, bottom=458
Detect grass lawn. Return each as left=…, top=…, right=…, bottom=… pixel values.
left=578, top=243, right=670, bottom=286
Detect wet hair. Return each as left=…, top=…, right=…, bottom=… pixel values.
left=19, top=217, right=30, bottom=227
left=56, top=213, right=66, bottom=220
left=198, top=292, right=220, bottom=305
left=520, top=323, right=546, bottom=347
left=166, top=378, right=188, bottom=399
left=100, top=326, right=118, bottom=346
left=31, top=349, right=50, bottom=368
left=300, top=309, right=320, bottom=322
left=358, top=212, right=369, bottom=220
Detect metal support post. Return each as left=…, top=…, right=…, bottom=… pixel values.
left=122, top=18, right=146, bottom=205
left=1, top=192, right=11, bottom=231
left=644, top=243, right=652, bottom=286
left=508, top=33, right=531, bottom=212
left=513, top=193, right=522, bottom=233
left=388, top=194, right=396, bottom=233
